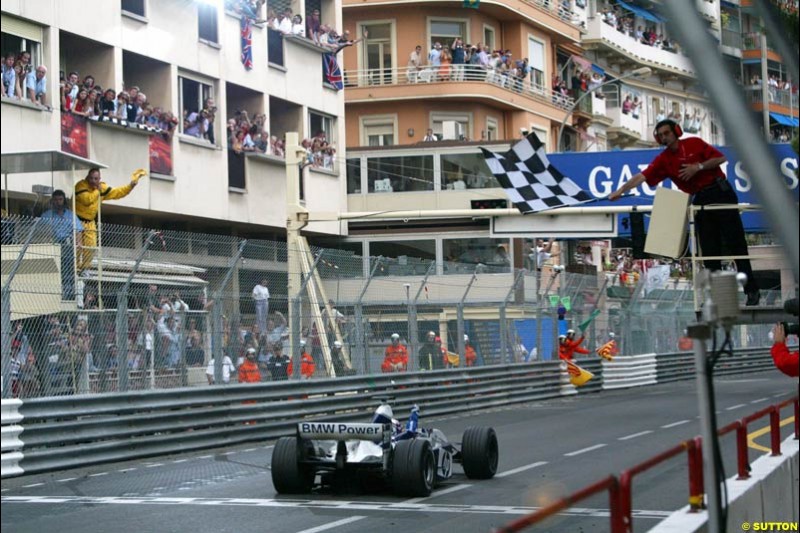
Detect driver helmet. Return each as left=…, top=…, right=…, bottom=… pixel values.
left=372, top=403, right=394, bottom=425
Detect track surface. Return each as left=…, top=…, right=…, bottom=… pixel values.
left=2, top=373, right=796, bottom=533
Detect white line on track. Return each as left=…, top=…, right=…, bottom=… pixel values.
left=88, top=472, right=108, bottom=477
left=726, top=404, right=746, bottom=411
left=400, top=483, right=472, bottom=504
left=618, top=431, right=653, bottom=441
left=22, top=483, right=44, bottom=488
left=172, top=459, right=188, bottom=464
left=564, top=444, right=606, bottom=457
left=661, top=420, right=690, bottom=429
left=197, top=455, right=213, bottom=459
left=117, top=468, right=137, bottom=473
left=145, top=463, right=164, bottom=468
left=773, top=392, right=787, bottom=398
left=56, top=478, right=77, bottom=482
left=496, top=461, right=548, bottom=478
left=295, top=516, right=367, bottom=533
left=243, top=448, right=256, bottom=453
left=750, top=398, right=768, bottom=404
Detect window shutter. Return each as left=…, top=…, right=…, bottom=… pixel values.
left=1, top=15, right=44, bottom=42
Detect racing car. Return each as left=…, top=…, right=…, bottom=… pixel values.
left=271, top=403, right=499, bottom=497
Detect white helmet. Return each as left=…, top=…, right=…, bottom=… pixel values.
left=609, top=332, right=616, bottom=338
left=372, top=403, right=394, bottom=425
left=333, top=340, right=343, bottom=348
left=391, top=333, right=400, bottom=340
left=464, top=334, right=469, bottom=342
left=558, top=334, right=567, bottom=341
left=567, top=329, right=575, bottom=336
left=299, top=339, right=306, bottom=347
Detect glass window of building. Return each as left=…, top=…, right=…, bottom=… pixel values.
left=1, top=17, right=43, bottom=73
left=443, top=238, right=510, bottom=274
left=121, top=0, right=146, bottom=17
left=431, top=113, right=471, bottom=141
left=528, top=38, right=545, bottom=90
left=309, top=110, right=335, bottom=142
left=179, top=76, right=215, bottom=139
left=369, top=240, right=435, bottom=276
left=430, top=19, right=467, bottom=48
left=483, top=26, right=495, bottom=51
left=346, top=158, right=362, bottom=194
left=440, top=152, right=499, bottom=190
left=198, top=3, right=218, bottom=43
left=366, top=155, right=433, bottom=192
left=361, top=23, right=392, bottom=85
left=486, top=118, right=498, bottom=141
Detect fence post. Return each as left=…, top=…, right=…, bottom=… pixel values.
left=1, top=218, right=42, bottom=398
left=212, top=239, right=247, bottom=385
left=178, top=308, right=188, bottom=386
left=409, top=261, right=435, bottom=370
left=291, top=297, right=302, bottom=379
left=354, top=303, right=366, bottom=374
left=456, top=304, right=465, bottom=363
left=115, top=230, right=158, bottom=393
left=499, top=304, right=508, bottom=363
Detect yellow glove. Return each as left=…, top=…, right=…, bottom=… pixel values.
left=131, top=168, right=147, bottom=183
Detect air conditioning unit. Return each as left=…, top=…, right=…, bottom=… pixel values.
left=442, top=121, right=464, bottom=140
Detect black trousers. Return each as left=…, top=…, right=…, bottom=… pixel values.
left=692, top=183, right=758, bottom=293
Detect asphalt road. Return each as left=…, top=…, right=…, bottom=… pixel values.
left=2, top=372, right=796, bottom=533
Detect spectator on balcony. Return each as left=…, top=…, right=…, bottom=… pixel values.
left=66, top=71, right=79, bottom=99
left=291, top=14, right=305, bottom=37
left=71, top=88, right=92, bottom=116
left=307, top=9, right=321, bottom=43
left=17, top=51, right=31, bottom=76
left=255, top=130, right=271, bottom=153
left=631, top=96, right=641, bottom=119
left=451, top=38, right=466, bottom=81
left=276, top=8, right=293, bottom=34
left=184, top=108, right=208, bottom=138
left=422, top=128, right=436, bottom=142
left=438, top=48, right=452, bottom=81
left=407, top=45, right=424, bottom=83
left=428, top=42, right=442, bottom=71
left=99, top=88, right=117, bottom=118
left=24, top=65, right=48, bottom=107
left=635, top=25, right=645, bottom=43
left=60, top=81, right=74, bottom=111
left=2, top=52, right=17, bottom=98
left=81, top=75, right=95, bottom=92
left=622, top=94, right=633, bottom=115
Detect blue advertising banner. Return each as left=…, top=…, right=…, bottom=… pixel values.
left=547, top=144, right=798, bottom=234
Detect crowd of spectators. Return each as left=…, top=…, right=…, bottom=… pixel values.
left=600, top=6, right=679, bottom=53
left=1, top=50, right=49, bottom=108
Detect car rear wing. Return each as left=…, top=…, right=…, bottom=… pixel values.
left=297, top=422, right=390, bottom=441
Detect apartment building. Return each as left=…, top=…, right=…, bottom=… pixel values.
left=1, top=0, right=346, bottom=237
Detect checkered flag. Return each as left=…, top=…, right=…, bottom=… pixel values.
left=480, top=132, right=592, bottom=214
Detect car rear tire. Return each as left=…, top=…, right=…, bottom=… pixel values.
left=461, top=426, right=499, bottom=479
left=271, top=436, right=315, bottom=494
left=392, top=439, right=436, bottom=497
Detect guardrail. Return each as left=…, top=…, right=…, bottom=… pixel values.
left=0, top=399, right=24, bottom=478
left=1, top=347, right=774, bottom=477
left=656, top=347, right=775, bottom=383
left=602, top=353, right=657, bottom=390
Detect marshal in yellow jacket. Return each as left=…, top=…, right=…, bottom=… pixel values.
left=74, top=171, right=143, bottom=223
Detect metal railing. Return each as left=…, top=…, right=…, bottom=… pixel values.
left=743, top=85, right=799, bottom=108
left=343, top=65, right=576, bottom=111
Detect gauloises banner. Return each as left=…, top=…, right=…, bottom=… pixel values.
left=149, top=134, right=173, bottom=176
left=60, top=113, right=88, bottom=158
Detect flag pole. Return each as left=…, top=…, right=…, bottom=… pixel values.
left=521, top=193, right=640, bottom=215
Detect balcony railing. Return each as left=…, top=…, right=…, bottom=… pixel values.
left=743, top=85, right=800, bottom=108
left=523, top=0, right=584, bottom=27
left=721, top=28, right=743, bottom=49
left=584, top=17, right=695, bottom=76
left=343, top=66, right=575, bottom=110
left=742, top=31, right=776, bottom=51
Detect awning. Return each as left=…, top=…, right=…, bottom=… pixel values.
left=1, top=150, right=107, bottom=175
left=769, top=112, right=799, bottom=127
left=616, top=0, right=665, bottom=23
left=591, top=64, right=605, bottom=76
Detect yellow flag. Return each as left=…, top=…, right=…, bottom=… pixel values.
left=567, top=361, right=594, bottom=387
left=446, top=351, right=460, bottom=366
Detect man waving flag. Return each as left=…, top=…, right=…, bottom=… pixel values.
left=480, top=132, right=591, bottom=214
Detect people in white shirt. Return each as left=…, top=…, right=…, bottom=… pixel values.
left=206, top=356, right=236, bottom=384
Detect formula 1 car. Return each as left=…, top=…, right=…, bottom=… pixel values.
left=271, top=404, right=499, bottom=497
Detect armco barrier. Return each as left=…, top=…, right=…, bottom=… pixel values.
left=1, top=399, right=24, bottom=478
left=602, top=354, right=657, bottom=390
left=656, top=347, right=774, bottom=383
left=4, top=347, right=772, bottom=478
left=11, top=362, right=569, bottom=476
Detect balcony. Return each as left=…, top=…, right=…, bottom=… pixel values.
left=743, top=85, right=800, bottom=116
left=741, top=31, right=783, bottom=62
left=583, top=17, right=695, bottom=78
left=696, top=0, right=719, bottom=22
left=605, top=106, right=645, bottom=147
left=343, top=66, right=574, bottom=119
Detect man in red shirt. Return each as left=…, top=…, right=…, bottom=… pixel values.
left=770, top=323, right=799, bottom=378
left=608, top=119, right=759, bottom=306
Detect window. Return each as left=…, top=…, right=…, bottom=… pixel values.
left=650, top=96, right=666, bottom=123
left=443, top=238, right=510, bottom=274
left=486, top=117, right=498, bottom=141
left=361, top=115, right=396, bottom=146
left=361, top=23, right=393, bottom=85
left=179, top=76, right=215, bottom=141
left=528, top=37, right=545, bottom=89
left=431, top=112, right=471, bottom=141
left=430, top=19, right=467, bottom=49
left=309, top=110, right=335, bottom=143
left=483, top=25, right=495, bottom=51
left=441, top=152, right=499, bottom=190
left=267, top=28, right=284, bottom=66
left=369, top=240, right=435, bottom=276
left=346, top=158, right=362, bottom=194
left=1, top=16, right=43, bottom=74
left=198, top=3, right=218, bottom=44
left=121, top=0, right=146, bottom=17
left=367, top=155, right=434, bottom=192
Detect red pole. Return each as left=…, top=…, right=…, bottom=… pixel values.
left=609, top=476, right=626, bottom=533
left=687, top=438, right=705, bottom=510
left=769, top=407, right=782, bottom=456
left=735, top=421, right=750, bottom=479
left=618, top=470, right=633, bottom=533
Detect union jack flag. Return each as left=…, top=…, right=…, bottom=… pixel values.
left=240, top=17, right=253, bottom=70
left=323, top=53, right=344, bottom=90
